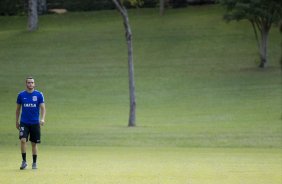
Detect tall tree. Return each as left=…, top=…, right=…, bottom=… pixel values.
left=28, top=0, right=38, bottom=31
left=112, top=0, right=137, bottom=127
left=220, top=0, right=282, bottom=68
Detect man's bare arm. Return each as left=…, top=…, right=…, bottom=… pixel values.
left=16, top=104, right=21, bottom=130
left=40, top=103, right=46, bottom=126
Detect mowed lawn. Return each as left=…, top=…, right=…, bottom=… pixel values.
left=0, top=5, right=281, bottom=184
left=1, top=146, right=282, bottom=184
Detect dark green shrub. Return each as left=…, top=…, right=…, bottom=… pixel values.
left=0, top=0, right=25, bottom=15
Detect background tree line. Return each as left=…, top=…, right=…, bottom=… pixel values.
left=0, top=0, right=216, bottom=16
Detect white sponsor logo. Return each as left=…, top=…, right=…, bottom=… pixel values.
left=24, top=103, right=37, bottom=107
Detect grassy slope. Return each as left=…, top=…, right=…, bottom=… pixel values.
left=0, top=6, right=280, bottom=148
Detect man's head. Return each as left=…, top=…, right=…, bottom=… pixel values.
left=26, top=76, right=35, bottom=91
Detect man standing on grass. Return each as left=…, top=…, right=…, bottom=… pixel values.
left=16, top=77, right=46, bottom=170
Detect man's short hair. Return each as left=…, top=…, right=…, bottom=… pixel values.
left=26, top=76, right=34, bottom=82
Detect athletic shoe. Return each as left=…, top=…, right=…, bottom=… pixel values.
left=20, top=161, right=27, bottom=170
left=32, top=163, right=37, bottom=169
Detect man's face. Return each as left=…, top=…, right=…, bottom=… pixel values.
left=26, top=79, right=35, bottom=90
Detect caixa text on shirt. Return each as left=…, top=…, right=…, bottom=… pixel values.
left=23, top=103, right=37, bottom=107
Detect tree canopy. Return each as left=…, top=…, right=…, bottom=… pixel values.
left=220, top=0, right=282, bottom=67
left=221, top=0, right=282, bottom=24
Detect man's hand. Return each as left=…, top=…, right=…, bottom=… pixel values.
left=40, top=120, right=45, bottom=126
left=16, top=122, right=20, bottom=130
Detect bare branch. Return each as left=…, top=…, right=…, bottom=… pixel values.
left=250, top=20, right=261, bottom=50
left=254, top=17, right=262, bottom=32
left=112, top=0, right=126, bottom=17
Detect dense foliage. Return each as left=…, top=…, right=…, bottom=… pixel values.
left=0, top=0, right=216, bottom=16
left=0, top=0, right=25, bottom=15
left=220, top=0, right=282, bottom=24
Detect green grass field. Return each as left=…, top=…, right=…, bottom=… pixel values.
left=0, top=5, right=281, bottom=184
left=1, top=146, right=281, bottom=184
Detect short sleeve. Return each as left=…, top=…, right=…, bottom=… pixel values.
left=39, top=92, right=44, bottom=104
left=16, top=93, right=22, bottom=104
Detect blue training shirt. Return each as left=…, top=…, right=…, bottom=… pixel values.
left=17, top=90, right=44, bottom=125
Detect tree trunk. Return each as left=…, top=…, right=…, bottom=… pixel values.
left=28, top=0, right=38, bottom=32
left=126, top=15, right=136, bottom=127
left=280, top=20, right=282, bottom=70
left=259, top=27, right=269, bottom=68
left=38, top=0, right=47, bottom=15
left=160, top=0, right=165, bottom=16
left=112, top=0, right=136, bottom=127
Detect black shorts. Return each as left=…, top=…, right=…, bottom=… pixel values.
left=19, top=123, right=41, bottom=144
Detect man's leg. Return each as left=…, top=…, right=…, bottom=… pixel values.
left=31, top=142, right=38, bottom=169
left=20, top=138, right=27, bottom=170
left=30, top=124, right=40, bottom=169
